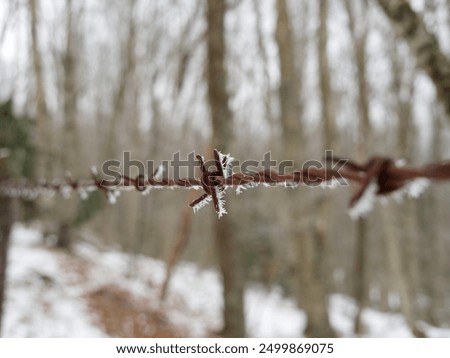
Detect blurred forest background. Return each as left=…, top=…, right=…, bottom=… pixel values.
left=1, top=0, right=450, bottom=338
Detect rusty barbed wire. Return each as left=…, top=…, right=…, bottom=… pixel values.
left=1, top=149, right=450, bottom=218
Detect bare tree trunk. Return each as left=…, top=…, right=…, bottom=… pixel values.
left=0, top=196, right=12, bottom=336
left=28, top=0, right=51, bottom=179
left=0, top=159, right=13, bottom=336
left=344, top=0, right=371, bottom=335
left=380, top=206, right=425, bottom=337
left=0, top=158, right=13, bottom=334
left=390, top=36, right=425, bottom=337
left=251, top=0, right=275, bottom=136
left=104, top=0, right=137, bottom=159
left=103, top=1, right=137, bottom=249
left=56, top=0, right=80, bottom=249
left=376, top=0, right=450, bottom=119
left=318, top=0, right=335, bottom=151
left=309, top=0, right=335, bottom=337
left=276, top=0, right=334, bottom=337
left=206, top=0, right=245, bottom=337
left=132, top=70, right=163, bottom=264
left=276, top=0, right=303, bottom=153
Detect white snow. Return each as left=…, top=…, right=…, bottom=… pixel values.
left=3, top=224, right=450, bottom=338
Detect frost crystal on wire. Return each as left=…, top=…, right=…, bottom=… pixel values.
left=218, top=151, right=234, bottom=178
left=78, top=188, right=89, bottom=200
left=61, top=185, right=72, bottom=199
left=153, top=164, right=165, bottom=181
left=214, top=186, right=227, bottom=218
left=406, top=178, right=430, bottom=198
left=349, top=181, right=378, bottom=219
left=107, top=190, right=120, bottom=204
left=191, top=194, right=212, bottom=213
left=236, top=185, right=247, bottom=195
left=90, top=166, right=98, bottom=177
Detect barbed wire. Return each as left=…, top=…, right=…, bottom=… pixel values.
left=1, top=149, right=450, bottom=218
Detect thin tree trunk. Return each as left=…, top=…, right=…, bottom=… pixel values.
left=376, top=0, right=450, bottom=119
left=251, top=0, right=275, bottom=136
left=276, top=0, right=334, bottom=337
left=416, top=103, right=444, bottom=326
left=309, top=0, right=335, bottom=337
left=56, top=0, right=80, bottom=249
left=0, top=196, right=12, bottom=336
left=380, top=206, right=425, bottom=337
left=206, top=0, right=245, bottom=337
left=28, top=0, right=51, bottom=179
left=104, top=0, right=137, bottom=159
left=390, top=36, right=425, bottom=337
left=318, top=0, right=335, bottom=150
left=344, top=0, right=371, bottom=335
left=0, top=159, right=13, bottom=336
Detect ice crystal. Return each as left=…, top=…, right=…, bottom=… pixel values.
left=90, top=166, right=98, bottom=177
left=191, top=195, right=212, bottom=213
left=78, top=188, right=89, bottom=200
left=153, top=164, right=165, bottom=181
left=349, top=181, right=378, bottom=219
left=218, top=151, right=234, bottom=178
left=406, top=178, right=430, bottom=198
left=107, top=190, right=121, bottom=204
left=214, top=187, right=227, bottom=218
left=61, top=185, right=72, bottom=199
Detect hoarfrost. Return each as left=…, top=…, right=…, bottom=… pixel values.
left=218, top=151, right=234, bottom=178
left=153, top=164, right=165, bottom=181
left=349, top=181, right=378, bottom=219
left=236, top=185, right=247, bottom=195
left=318, top=177, right=344, bottom=189
left=391, top=178, right=431, bottom=203
left=61, top=185, right=72, bottom=199
left=284, top=181, right=298, bottom=188
left=214, top=187, right=227, bottom=218
left=191, top=195, right=212, bottom=213
left=78, top=189, right=89, bottom=200
left=405, top=178, right=430, bottom=198
left=107, top=190, right=120, bottom=204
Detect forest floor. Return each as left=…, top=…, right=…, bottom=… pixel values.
left=3, top=224, right=450, bottom=338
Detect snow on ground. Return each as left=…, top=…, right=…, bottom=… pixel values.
left=3, top=224, right=450, bottom=338
left=3, top=225, right=105, bottom=337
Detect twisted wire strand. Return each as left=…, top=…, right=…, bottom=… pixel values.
left=1, top=149, right=450, bottom=218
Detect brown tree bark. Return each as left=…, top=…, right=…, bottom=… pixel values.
left=306, top=0, right=335, bottom=338
left=276, top=0, right=334, bottom=337
left=344, top=0, right=371, bottom=335
left=376, top=0, right=450, bottom=119
left=0, top=159, right=13, bottom=335
left=55, top=0, right=80, bottom=249
left=28, top=0, right=52, bottom=179
left=318, top=0, right=335, bottom=150
left=206, top=0, right=245, bottom=337
left=392, top=37, right=425, bottom=337
left=0, top=196, right=12, bottom=336
left=104, top=0, right=137, bottom=159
